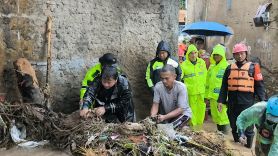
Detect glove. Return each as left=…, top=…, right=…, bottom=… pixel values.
left=239, top=131, right=247, bottom=146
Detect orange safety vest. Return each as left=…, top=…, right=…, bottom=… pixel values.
left=228, top=62, right=254, bottom=92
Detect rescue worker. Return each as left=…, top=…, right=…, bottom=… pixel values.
left=205, top=44, right=229, bottom=134
left=80, top=53, right=119, bottom=100
left=150, top=65, right=192, bottom=128
left=195, top=38, right=210, bottom=69
left=178, top=36, right=187, bottom=63
left=146, top=40, right=182, bottom=92
left=218, top=43, right=266, bottom=147
left=237, top=95, right=278, bottom=155
left=80, top=65, right=134, bottom=123
left=181, top=44, right=207, bottom=130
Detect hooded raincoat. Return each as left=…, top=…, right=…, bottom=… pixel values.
left=205, top=44, right=229, bottom=125
left=145, top=41, right=182, bottom=88
left=80, top=63, right=102, bottom=99
left=181, top=44, right=207, bottom=127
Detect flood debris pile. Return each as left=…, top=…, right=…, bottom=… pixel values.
left=0, top=101, right=230, bottom=156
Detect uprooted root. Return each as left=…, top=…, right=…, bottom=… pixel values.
left=0, top=101, right=230, bottom=156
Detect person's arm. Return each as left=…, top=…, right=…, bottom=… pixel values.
left=177, top=83, right=192, bottom=118
left=236, top=102, right=266, bottom=134
left=269, top=127, right=278, bottom=156
left=217, top=66, right=229, bottom=104
left=180, top=61, right=185, bottom=82
left=253, top=63, right=266, bottom=101
left=82, top=77, right=100, bottom=109
left=145, top=63, right=154, bottom=88
left=161, top=107, right=183, bottom=121
left=151, top=85, right=160, bottom=116
left=80, top=64, right=101, bottom=99
left=104, top=82, right=131, bottom=114
left=175, top=64, right=182, bottom=81
left=80, top=77, right=100, bottom=118
left=237, top=102, right=267, bottom=145
left=204, top=67, right=211, bottom=99
left=204, top=66, right=212, bottom=105
left=150, top=102, right=159, bottom=117
left=202, top=60, right=208, bottom=90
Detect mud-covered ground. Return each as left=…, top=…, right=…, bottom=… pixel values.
left=203, top=118, right=255, bottom=156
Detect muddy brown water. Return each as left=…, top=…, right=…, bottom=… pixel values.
left=0, top=117, right=255, bottom=156
left=0, top=148, right=70, bottom=156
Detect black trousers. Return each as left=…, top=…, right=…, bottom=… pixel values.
left=227, top=103, right=254, bottom=142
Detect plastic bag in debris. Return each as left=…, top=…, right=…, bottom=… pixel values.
left=18, top=140, right=49, bottom=148
left=10, top=120, right=49, bottom=148
left=10, top=121, right=26, bottom=143
left=157, top=123, right=176, bottom=140
left=175, top=134, right=191, bottom=145
left=157, top=123, right=191, bottom=144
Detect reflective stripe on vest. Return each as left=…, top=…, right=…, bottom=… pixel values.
left=228, top=62, right=254, bottom=92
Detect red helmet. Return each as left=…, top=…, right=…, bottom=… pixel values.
left=233, top=43, right=248, bottom=54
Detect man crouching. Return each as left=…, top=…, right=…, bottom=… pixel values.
left=150, top=65, right=192, bottom=128
left=80, top=65, right=134, bottom=123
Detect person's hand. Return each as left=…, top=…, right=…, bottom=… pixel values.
left=157, top=114, right=166, bottom=123
left=218, top=103, right=223, bottom=112
left=79, top=100, right=83, bottom=109
left=239, top=134, right=247, bottom=145
left=94, top=107, right=106, bottom=117
left=80, top=108, right=89, bottom=118
left=150, top=114, right=158, bottom=122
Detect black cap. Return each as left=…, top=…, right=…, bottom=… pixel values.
left=99, top=53, right=117, bottom=65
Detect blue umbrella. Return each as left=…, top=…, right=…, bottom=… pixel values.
left=182, top=21, right=233, bottom=36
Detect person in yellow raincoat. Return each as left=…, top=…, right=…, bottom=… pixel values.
left=80, top=53, right=119, bottom=101
left=205, top=44, right=230, bottom=134
left=181, top=44, right=207, bottom=130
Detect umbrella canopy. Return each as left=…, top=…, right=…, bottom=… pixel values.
left=182, top=21, right=233, bottom=36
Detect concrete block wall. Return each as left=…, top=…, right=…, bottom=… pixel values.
left=0, top=0, right=48, bottom=101
left=0, top=0, right=179, bottom=119
left=187, top=0, right=278, bottom=72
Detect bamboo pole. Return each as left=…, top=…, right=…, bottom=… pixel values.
left=46, top=16, right=52, bottom=85
left=45, top=16, right=52, bottom=107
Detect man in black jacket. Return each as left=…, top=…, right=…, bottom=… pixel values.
left=80, top=65, right=134, bottom=123
left=218, top=43, right=266, bottom=148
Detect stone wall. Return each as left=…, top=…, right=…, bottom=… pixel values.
left=0, top=0, right=179, bottom=119
left=0, top=0, right=49, bottom=101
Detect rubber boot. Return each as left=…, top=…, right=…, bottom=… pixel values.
left=245, top=135, right=254, bottom=148
left=232, top=132, right=239, bottom=142
left=217, top=124, right=228, bottom=134
left=220, top=125, right=229, bottom=135
left=217, top=124, right=222, bottom=131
